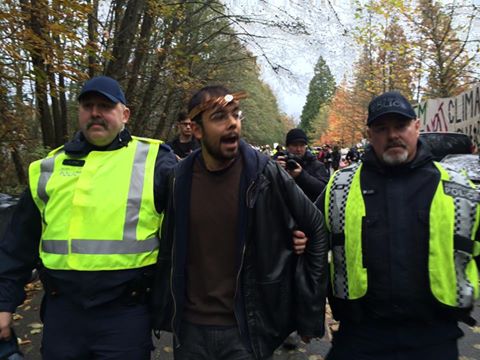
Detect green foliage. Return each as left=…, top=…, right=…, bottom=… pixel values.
left=299, top=56, right=336, bottom=139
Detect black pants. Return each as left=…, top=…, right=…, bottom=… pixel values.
left=40, top=294, right=153, bottom=360
left=174, top=322, right=264, bottom=360
left=326, top=320, right=462, bottom=360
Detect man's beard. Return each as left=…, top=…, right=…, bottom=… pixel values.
left=382, top=145, right=408, bottom=165
left=202, top=132, right=239, bottom=163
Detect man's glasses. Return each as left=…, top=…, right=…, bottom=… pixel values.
left=179, top=122, right=192, bottom=127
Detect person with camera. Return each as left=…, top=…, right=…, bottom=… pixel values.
left=276, top=128, right=330, bottom=202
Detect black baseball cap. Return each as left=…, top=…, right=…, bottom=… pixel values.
left=367, top=91, right=416, bottom=126
left=78, top=76, right=127, bottom=105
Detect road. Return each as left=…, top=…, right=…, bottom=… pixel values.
left=10, top=282, right=480, bottom=360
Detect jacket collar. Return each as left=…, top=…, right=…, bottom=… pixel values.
left=64, top=128, right=132, bottom=157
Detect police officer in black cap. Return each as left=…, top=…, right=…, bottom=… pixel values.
left=316, top=91, right=480, bottom=360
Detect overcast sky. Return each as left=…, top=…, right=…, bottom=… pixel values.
left=223, top=1, right=359, bottom=120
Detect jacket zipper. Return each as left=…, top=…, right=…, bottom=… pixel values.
left=233, top=180, right=260, bottom=359
left=234, top=180, right=255, bottom=333
left=170, top=176, right=180, bottom=347
left=233, top=243, right=247, bottom=335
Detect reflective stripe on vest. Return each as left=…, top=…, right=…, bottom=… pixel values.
left=326, top=161, right=479, bottom=308
left=430, top=162, right=479, bottom=308
left=29, top=137, right=163, bottom=271
left=325, top=162, right=366, bottom=299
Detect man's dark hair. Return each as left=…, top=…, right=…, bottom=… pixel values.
left=188, top=85, right=231, bottom=124
left=177, top=111, right=188, bottom=122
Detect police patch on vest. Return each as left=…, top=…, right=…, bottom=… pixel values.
left=443, top=181, right=480, bottom=202
left=62, top=159, right=85, bottom=167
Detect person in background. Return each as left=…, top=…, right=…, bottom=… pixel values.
left=0, top=76, right=177, bottom=360
left=152, top=85, right=329, bottom=360
left=276, top=128, right=330, bottom=202
left=167, top=112, right=200, bottom=160
left=323, top=144, right=333, bottom=173
left=331, top=145, right=341, bottom=171
left=345, top=146, right=360, bottom=164
left=316, top=146, right=327, bottom=163
left=317, top=91, right=479, bottom=360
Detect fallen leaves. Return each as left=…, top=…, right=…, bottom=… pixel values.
left=163, top=346, right=173, bottom=353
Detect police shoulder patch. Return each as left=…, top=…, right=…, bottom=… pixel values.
left=443, top=181, right=480, bottom=203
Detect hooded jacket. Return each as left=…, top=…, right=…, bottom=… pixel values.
left=152, top=140, right=329, bottom=359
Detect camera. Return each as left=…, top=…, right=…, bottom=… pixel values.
left=278, top=151, right=302, bottom=171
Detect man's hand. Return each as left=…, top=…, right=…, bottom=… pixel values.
left=276, top=156, right=303, bottom=178
left=293, top=230, right=308, bottom=255
left=276, top=155, right=287, bottom=170
left=0, top=312, right=12, bottom=340
left=287, top=162, right=302, bottom=178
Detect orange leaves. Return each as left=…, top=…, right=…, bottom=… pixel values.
left=320, top=84, right=366, bottom=147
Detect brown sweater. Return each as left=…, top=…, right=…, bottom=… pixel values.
left=183, top=155, right=242, bottom=325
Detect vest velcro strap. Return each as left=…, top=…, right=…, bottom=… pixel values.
left=454, top=234, right=474, bottom=254
left=332, top=233, right=345, bottom=246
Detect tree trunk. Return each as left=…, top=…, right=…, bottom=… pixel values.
left=124, top=2, right=153, bottom=104
left=87, top=0, right=99, bottom=77
left=47, top=66, right=64, bottom=147
left=23, top=0, right=55, bottom=148
left=105, top=0, right=146, bottom=79
left=11, top=146, right=27, bottom=185
left=58, top=72, right=69, bottom=141
left=132, top=15, right=180, bottom=134
left=154, top=88, right=175, bottom=140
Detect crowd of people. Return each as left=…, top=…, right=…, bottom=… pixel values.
left=0, top=76, right=478, bottom=360
left=259, top=143, right=362, bottom=176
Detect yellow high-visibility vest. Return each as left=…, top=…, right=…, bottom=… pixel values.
left=29, top=136, right=163, bottom=271
left=325, top=162, right=480, bottom=308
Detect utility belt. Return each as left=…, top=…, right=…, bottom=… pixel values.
left=122, top=270, right=154, bottom=305
left=329, top=295, right=476, bottom=326
left=39, top=268, right=154, bottom=306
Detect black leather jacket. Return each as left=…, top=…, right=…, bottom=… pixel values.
left=152, top=140, right=329, bottom=359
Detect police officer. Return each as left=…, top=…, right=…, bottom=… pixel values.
left=0, top=76, right=177, bottom=359
left=316, top=91, right=479, bottom=360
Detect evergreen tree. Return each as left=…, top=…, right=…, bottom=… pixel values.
left=299, top=56, right=336, bottom=138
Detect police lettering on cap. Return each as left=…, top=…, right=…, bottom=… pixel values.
left=78, top=76, right=127, bottom=105
left=367, top=91, right=416, bottom=126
